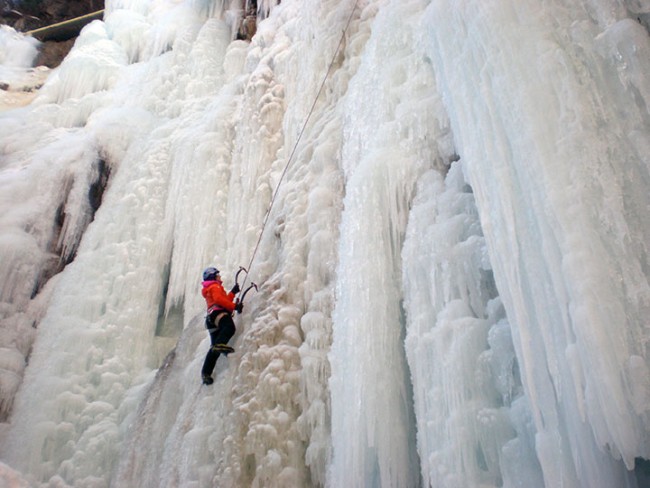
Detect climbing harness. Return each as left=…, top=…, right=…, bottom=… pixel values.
left=205, top=310, right=229, bottom=332
left=237, top=0, right=359, bottom=297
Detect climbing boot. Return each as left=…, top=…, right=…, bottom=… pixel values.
left=202, top=375, right=214, bottom=385
left=212, top=344, right=235, bottom=355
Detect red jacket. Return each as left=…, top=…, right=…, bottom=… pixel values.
left=202, top=280, right=237, bottom=313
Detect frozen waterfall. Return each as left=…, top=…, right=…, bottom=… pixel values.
left=0, top=0, right=649, bottom=487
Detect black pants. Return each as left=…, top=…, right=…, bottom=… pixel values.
left=201, top=311, right=236, bottom=377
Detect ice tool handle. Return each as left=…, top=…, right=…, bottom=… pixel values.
left=233, top=265, right=258, bottom=308
left=240, top=282, right=258, bottom=303
left=234, top=266, right=247, bottom=288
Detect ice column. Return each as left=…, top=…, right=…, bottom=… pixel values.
left=329, top=1, right=446, bottom=485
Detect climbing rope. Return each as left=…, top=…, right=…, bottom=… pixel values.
left=238, top=0, right=359, bottom=297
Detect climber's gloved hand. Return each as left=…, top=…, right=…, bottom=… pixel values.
left=235, top=302, right=243, bottom=314
left=231, top=283, right=240, bottom=294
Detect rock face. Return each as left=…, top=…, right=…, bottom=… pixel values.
left=1, top=0, right=104, bottom=67
left=33, top=37, right=74, bottom=67
left=1, top=0, right=102, bottom=30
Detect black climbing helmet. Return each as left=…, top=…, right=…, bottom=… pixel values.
left=203, top=267, right=219, bottom=281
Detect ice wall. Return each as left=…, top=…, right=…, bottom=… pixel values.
left=424, top=0, right=650, bottom=486
left=0, top=0, right=649, bottom=487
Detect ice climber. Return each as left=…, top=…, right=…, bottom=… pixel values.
left=200, top=266, right=243, bottom=385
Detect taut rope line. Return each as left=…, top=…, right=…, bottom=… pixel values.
left=238, top=0, right=359, bottom=296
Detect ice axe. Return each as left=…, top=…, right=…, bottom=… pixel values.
left=240, top=282, right=258, bottom=304
left=233, top=265, right=257, bottom=313
left=234, top=282, right=257, bottom=314
left=234, top=266, right=248, bottom=288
